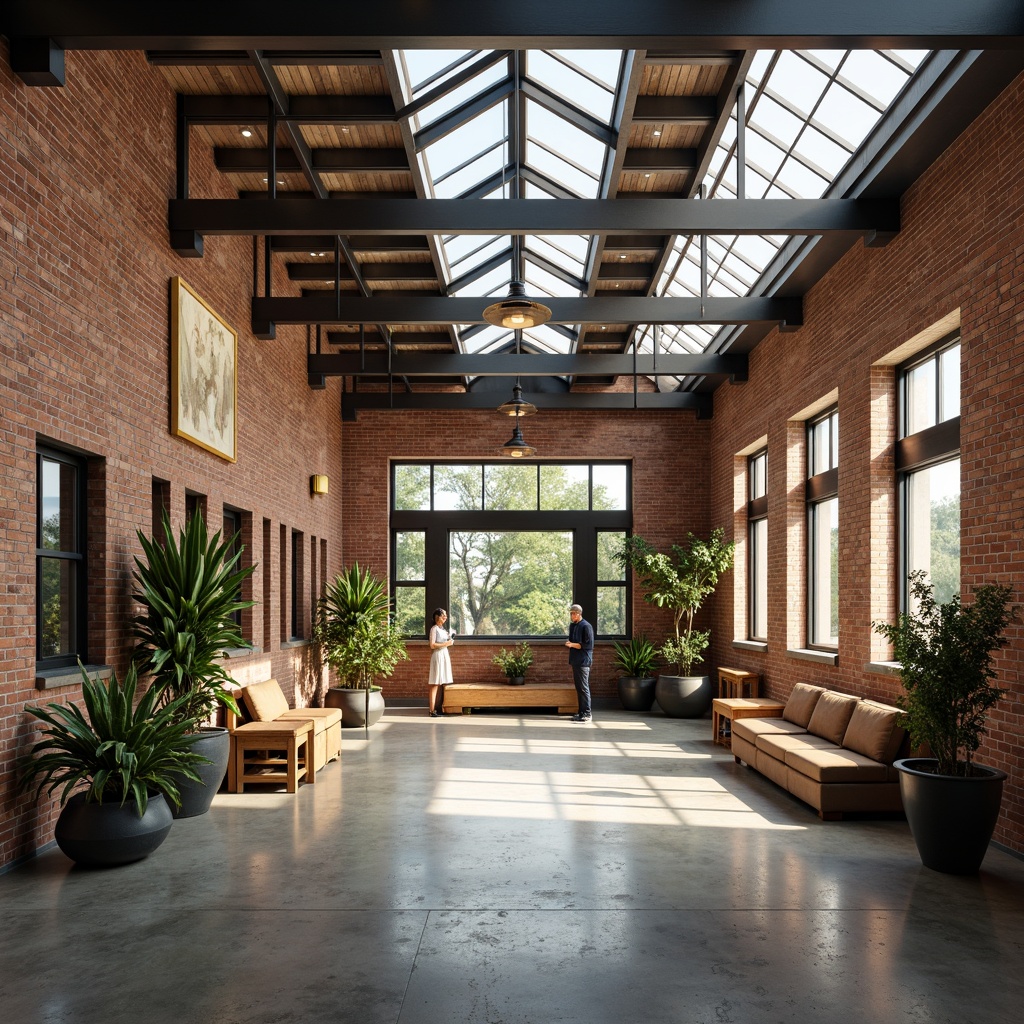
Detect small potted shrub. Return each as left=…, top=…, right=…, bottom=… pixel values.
left=618, top=528, right=734, bottom=717
left=492, top=642, right=533, bottom=685
left=612, top=635, right=658, bottom=711
left=20, top=663, right=208, bottom=867
left=873, top=571, right=1016, bottom=873
left=315, top=563, right=408, bottom=734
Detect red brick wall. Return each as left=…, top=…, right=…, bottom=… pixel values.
left=706, top=72, right=1024, bottom=853
left=0, top=47, right=344, bottom=867
left=340, top=407, right=712, bottom=697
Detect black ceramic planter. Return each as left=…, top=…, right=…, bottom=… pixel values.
left=895, top=757, right=1007, bottom=874
left=617, top=676, right=656, bottom=711
left=173, top=726, right=230, bottom=818
left=326, top=687, right=386, bottom=728
left=54, top=792, right=174, bottom=867
left=654, top=674, right=712, bottom=718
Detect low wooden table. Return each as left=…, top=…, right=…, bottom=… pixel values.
left=717, top=666, right=761, bottom=699
left=712, top=697, right=785, bottom=747
left=443, top=682, right=578, bottom=715
left=231, top=720, right=315, bottom=793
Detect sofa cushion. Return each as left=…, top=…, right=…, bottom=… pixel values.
left=731, top=716, right=809, bottom=747
left=756, top=732, right=837, bottom=761
left=842, top=700, right=904, bottom=763
left=784, top=744, right=890, bottom=784
left=782, top=683, right=825, bottom=727
left=806, top=691, right=859, bottom=744
left=242, top=679, right=290, bottom=722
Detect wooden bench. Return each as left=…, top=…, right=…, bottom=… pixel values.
left=443, top=682, right=578, bottom=715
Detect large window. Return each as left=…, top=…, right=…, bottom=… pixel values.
left=391, top=462, right=630, bottom=639
left=747, top=450, right=768, bottom=641
left=807, top=410, right=838, bottom=648
left=37, top=446, right=86, bottom=667
left=897, top=337, right=960, bottom=607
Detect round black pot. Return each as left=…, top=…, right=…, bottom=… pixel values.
left=507, top=675, right=526, bottom=686
left=655, top=674, right=712, bottom=718
left=895, top=757, right=1008, bottom=874
left=326, top=687, right=385, bottom=728
left=173, top=726, right=230, bottom=818
left=54, top=792, right=174, bottom=867
left=617, top=676, right=656, bottom=711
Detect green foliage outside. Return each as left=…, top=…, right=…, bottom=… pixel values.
left=873, top=571, right=1016, bottom=776
left=617, top=528, right=735, bottom=676
left=20, top=662, right=209, bottom=815
left=132, top=509, right=255, bottom=727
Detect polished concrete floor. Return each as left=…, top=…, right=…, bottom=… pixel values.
left=2, top=704, right=1023, bottom=1024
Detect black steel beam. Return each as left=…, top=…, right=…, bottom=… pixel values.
left=287, top=262, right=438, bottom=282
left=182, top=94, right=396, bottom=124
left=147, top=49, right=384, bottom=66
left=214, top=148, right=409, bottom=172
left=340, top=391, right=714, bottom=417
left=6, top=2, right=1024, bottom=50
left=622, top=148, right=697, bottom=172
left=311, top=352, right=748, bottom=377
left=254, top=294, right=802, bottom=326
left=170, top=197, right=900, bottom=239
left=632, top=96, right=718, bottom=124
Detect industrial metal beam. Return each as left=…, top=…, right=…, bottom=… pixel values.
left=254, top=294, right=802, bottom=326
left=6, top=2, right=1024, bottom=52
left=214, top=148, right=409, bottom=172
left=170, top=197, right=899, bottom=242
left=312, top=352, right=748, bottom=378
left=182, top=94, right=397, bottom=124
left=340, top=390, right=714, bottom=418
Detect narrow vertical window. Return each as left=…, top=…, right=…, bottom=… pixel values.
left=897, top=337, right=960, bottom=607
left=807, top=409, right=839, bottom=648
left=747, top=450, right=768, bottom=642
left=37, top=447, right=86, bottom=667
left=223, top=507, right=243, bottom=631
left=290, top=529, right=304, bottom=639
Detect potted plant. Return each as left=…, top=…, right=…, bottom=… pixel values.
left=315, top=563, right=408, bottom=734
left=492, top=642, right=533, bottom=685
left=618, top=528, right=734, bottom=718
left=19, top=662, right=209, bottom=866
left=873, top=571, right=1016, bottom=874
left=612, top=634, right=659, bottom=711
left=132, top=509, right=255, bottom=816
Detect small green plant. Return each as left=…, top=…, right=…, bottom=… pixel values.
left=492, top=642, right=533, bottom=679
left=617, top=528, right=734, bottom=676
left=612, top=635, right=658, bottom=678
left=873, top=571, right=1016, bottom=776
left=20, top=663, right=209, bottom=815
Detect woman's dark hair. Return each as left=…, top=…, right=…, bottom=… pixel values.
left=432, top=608, right=447, bottom=624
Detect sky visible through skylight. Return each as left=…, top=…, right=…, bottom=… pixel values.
left=397, top=47, right=929, bottom=383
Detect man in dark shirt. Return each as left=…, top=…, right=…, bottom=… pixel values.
left=565, top=603, right=595, bottom=723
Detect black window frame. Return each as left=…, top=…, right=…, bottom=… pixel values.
left=806, top=408, right=839, bottom=650
left=747, top=449, right=768, bottom=642
left=390, top=461, right=632, bottom=640
left=36, top=444, right=87, bottom=669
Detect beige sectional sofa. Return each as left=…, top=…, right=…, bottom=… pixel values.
left=730, top=683, right=908, bottom=819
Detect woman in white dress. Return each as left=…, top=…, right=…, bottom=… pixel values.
left=427, top=607, right=455, bottom=717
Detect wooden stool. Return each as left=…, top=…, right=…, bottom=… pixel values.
left=231, top=720, right=315, bottom=793
left=712, top=697, right=785, bottom=747
left=717, top=666, right=761, bottom=699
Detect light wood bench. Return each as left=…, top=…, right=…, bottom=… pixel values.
left=443, top=682, right=578, bottom=715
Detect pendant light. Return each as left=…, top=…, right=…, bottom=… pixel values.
left=497, top=408, right=537, bottom=458
left=482, top=51, right=552, bottom=331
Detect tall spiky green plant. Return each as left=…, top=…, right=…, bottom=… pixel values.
left=133, top=509, right=255, bottom=726
left=20, top=662, right=209, bottom=815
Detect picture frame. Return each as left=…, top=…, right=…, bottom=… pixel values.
left=170, top=276, right=238, bottom=462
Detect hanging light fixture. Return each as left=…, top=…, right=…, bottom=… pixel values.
left=482, top=51, right=552, bottom=332
left=497, top=408, right=537, bottom=458
left=497, top=379, right=536, bottom=417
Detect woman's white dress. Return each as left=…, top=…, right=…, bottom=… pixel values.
left=428, top=625, right=453, bottom=685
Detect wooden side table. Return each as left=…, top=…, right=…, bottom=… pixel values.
left=717, top=666, right=761, bottom=699
left=712, top=697, right=786, bottom=747
left=231, top=720, right=315, bottom=793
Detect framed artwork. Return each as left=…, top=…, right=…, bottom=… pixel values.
left=170, top=276, right=238, bottom=462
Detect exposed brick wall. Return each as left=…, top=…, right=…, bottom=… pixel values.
left=340, top=407, right=712, bottom=698
left=0, top=47, right=344, bottom=868
left=706, top=72, right=1024, bottom=853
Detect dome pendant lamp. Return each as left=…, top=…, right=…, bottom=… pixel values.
left=497, top=408, right=537, bottom=458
